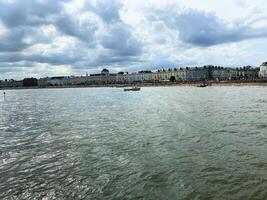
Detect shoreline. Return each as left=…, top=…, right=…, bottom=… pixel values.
left=1, top=81, right=267, bottom=90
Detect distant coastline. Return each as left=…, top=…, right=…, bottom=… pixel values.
left=2, top=64, right=267, bottom=89
left=1, top=80, right=267, bottom=90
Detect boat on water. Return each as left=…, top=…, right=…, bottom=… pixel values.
left=197, top=83, right=208, bottom=87
left=124, top=86, right=141, bottom=91
left=197, top=82, right=209, bottom=87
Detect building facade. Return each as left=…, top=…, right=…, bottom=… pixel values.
left=259, top=62, right=267, bottom=78
left=0, top=80, right=23, bottom=88
left=34, top=65, right=262, bottom=87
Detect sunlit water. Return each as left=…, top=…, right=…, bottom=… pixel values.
left=1, top=87, right=267, bottom=200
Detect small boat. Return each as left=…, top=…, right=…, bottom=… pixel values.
left=197, top=83, right=208, bottom=87
left=124, top=86, right=141, bottom=91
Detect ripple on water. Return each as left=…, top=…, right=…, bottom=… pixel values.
left=1, top=87, right=267, bottom=199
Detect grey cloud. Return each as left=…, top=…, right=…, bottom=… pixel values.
left=95, top=52, right=142, bottom=65
left=53, top=0, right=122, bottom=42
left=92, top=0, right=122, bottom=23
left=0, top=0, right=66, bottom=27
left=100, top=23, right=142, bottom=57
left=0, top=25, right=57, bottom=52
left=91, top=0, right=143, bottom=65
left=0, top=28, right=28, bottom=52
left=25, top=54, right=77, bottom=65
left=0, top=0, right=66, bottom=52
left=147, top=56, right=177, bottom=69
left=0, top=53, right=23, bottom=62
left=0, top=0, right=143, bottom=67
left=55, top=14, right=97, bottom=45
left=0, top=52, right=83, bottom=66
left=157, top=9, right=267, bottom=46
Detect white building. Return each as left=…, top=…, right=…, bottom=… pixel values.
left=259, top=62, right=267, bottom=78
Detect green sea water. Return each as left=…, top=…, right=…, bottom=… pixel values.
left=1, top=87, right=267, bottom=199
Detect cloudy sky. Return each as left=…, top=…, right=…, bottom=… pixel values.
left=0, top=0, right=267, bottom=79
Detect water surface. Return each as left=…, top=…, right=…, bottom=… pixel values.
left=1, top=87, right=267, bottom=199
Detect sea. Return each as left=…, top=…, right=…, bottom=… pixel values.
left=0, top=86, right=267, bottom=200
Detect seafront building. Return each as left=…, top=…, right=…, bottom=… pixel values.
left=36, top=66, right=259, bottom=87
left=0, top=80, right=23, bottom=88
left=0, top=65, right=262, bottom=88
left=259, top=62, right=267, bottom=78
left=37, top=69, right=117, bottom=87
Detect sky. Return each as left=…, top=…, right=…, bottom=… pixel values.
left=0, top=0, right=267, bottom=79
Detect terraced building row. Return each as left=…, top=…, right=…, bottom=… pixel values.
left=38, top=65, right=259, bottom=86
left=1, top=64, right=264, bottom=88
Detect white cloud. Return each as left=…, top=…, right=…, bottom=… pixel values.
left=0, top=0, right=267, bottom=79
